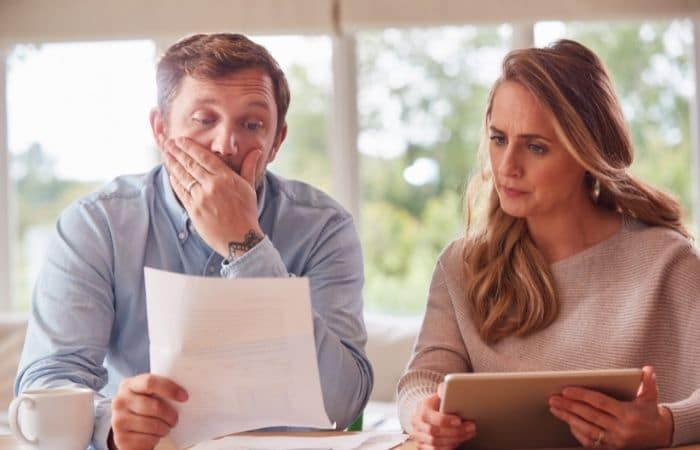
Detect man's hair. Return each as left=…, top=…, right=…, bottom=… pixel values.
left=156, top=33, right=290, bottom=133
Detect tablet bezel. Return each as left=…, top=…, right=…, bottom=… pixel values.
left=439, top=368, right=643, bottom=449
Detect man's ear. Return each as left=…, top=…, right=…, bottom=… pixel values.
left=149, top=108, right=167, bottom=149
left=268, top=122, right=288, bottom=163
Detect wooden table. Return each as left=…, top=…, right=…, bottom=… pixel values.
left=2, top=432, right=700, bottom=450
left=157, top=432, right=700, bottom=450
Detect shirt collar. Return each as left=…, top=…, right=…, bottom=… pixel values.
left=157, top=165, right=268, bottom=235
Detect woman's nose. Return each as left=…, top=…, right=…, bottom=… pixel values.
left=498, top=146, right=522, bottom=178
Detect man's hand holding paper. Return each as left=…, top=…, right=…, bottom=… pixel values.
left=144, top=268, right=333, bottom=449
left=110, top=374, right=189, bottom=450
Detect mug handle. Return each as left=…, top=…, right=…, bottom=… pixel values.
left=8, top=395, right=39, bottom=446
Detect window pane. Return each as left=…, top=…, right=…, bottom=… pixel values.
left=357, top=26, right=512, bottom=315
left=8, top=40, right=158, bottom=311
left=535, top=19, right=695, bottom=230
left=256, top=35, right=332, bottom=194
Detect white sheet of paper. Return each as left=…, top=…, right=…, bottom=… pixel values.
left=190, top=431, right=408, bottom=450
left=144, top=268, right=333, bottom=449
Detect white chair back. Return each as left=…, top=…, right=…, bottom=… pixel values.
left=0, top=314, right=28, bottom=427
left=364, top=313, right=421, bottom=402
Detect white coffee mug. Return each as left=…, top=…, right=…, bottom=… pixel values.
left=8, top=387, right=95, bottom=450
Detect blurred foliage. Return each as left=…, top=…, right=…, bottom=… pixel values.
left=567, top=21, right=694, bottom=216
left=356, top=21, right=694, bottom=315
left=13, top=143, right=98, bottom=236
left=269, top=64, right=332, bottom=193
left=11, top=143, right=98, bottom=309
left=358, top=27, right=508, bottom=314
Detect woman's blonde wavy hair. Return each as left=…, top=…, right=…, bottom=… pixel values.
left=464, top=39, right=690, bottom=344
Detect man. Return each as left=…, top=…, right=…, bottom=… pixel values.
left=15, top=33, right=373, bottom=450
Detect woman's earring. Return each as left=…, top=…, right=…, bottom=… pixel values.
left=592, top=178, right=601, bottom=201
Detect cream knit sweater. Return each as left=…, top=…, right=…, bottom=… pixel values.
left=397, top=217, right=700, bottom=446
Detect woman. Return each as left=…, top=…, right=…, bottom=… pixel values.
left=398, top=39, right=700, bottom=449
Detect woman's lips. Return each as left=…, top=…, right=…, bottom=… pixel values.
left=501, top=186, right=529, bottom=197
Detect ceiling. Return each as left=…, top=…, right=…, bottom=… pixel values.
left=1, top=0, right=698, bottom=44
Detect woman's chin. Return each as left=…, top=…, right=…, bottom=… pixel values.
left=499, top=202, right=530, bottom=219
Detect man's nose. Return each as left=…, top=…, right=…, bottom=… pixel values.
left=211, top=130, right=238, bottom=156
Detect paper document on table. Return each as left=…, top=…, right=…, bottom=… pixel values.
left=144, top=268, right=333, bottom=449
left=191, top=431, right=408, bottom=450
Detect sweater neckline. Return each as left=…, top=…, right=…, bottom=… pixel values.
left=549, top=214, right=632, bottom=271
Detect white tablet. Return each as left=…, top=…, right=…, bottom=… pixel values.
left=440, top=368, right=643, bottom=449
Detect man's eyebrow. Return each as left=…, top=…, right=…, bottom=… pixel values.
left=191, top=97, right=219, bottom=105
left=246, top=100, right=272, bottom=110
left=191, top=98, right=271, bottom=110
left=488, top=126, right=553, bottom=143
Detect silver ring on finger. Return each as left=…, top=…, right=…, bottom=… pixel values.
left=185, top=179, right=198, bottom=193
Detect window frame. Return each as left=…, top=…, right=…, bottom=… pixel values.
left=2, top=15, right=700, bottom=312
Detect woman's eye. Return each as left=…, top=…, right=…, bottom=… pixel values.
left=529, top=144, right=546, bottom=154
left=243, top=120, right=264, bottom=131
left=490, top=135, right=506, bottom=146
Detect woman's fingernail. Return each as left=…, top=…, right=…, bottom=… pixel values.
left=451, top=418, right=460, bottom=426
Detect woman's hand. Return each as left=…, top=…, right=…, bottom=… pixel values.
left=548, top=366, right=674, bottom=448
left=410, top=383, right=476, bottom=450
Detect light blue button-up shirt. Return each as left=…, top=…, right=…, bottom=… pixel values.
left=15, top=166, right=373, bottom=449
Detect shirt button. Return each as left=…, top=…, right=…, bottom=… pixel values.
left=178, top=232, right=186, bottom=240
